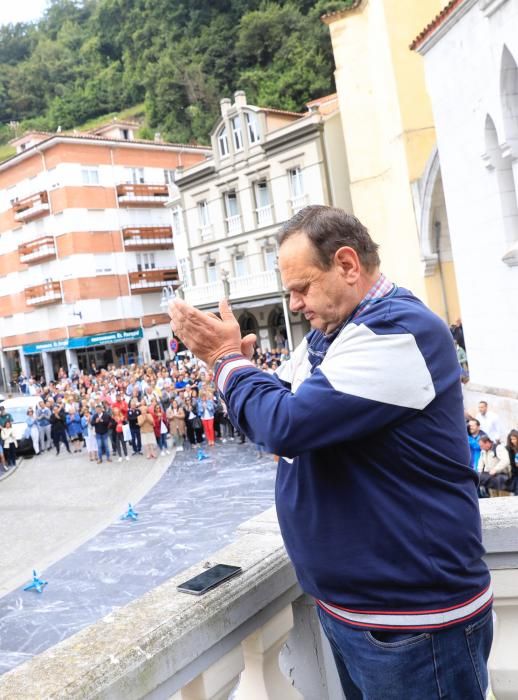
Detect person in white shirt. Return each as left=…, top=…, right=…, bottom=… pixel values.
left=478, top=435, right=511, bottom=496
left=476, top=401, right=501, bottom=443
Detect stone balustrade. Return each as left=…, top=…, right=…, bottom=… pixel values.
left=0, top=500, right=517, bottom=699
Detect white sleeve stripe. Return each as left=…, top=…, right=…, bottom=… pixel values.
left=217, top=358, right=255, bottom=393
left=321, top=324, right=436, bottom=410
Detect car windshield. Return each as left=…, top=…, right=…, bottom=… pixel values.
left=3, top=407, right=33, bottom=423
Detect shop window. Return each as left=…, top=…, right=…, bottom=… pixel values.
left=149, top=337, right=168, bottom=361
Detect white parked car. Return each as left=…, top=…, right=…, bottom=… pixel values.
left=0, top=396, right=41, bottom=454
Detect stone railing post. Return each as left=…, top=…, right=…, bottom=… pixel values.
left=172, top=646, right=244, bottom=700
left=234, top=605, right=302, bottom=700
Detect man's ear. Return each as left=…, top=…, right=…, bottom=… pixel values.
left=334, top=246, right=361, bottom=282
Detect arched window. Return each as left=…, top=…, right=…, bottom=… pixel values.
left=484, top=114, right=518, bottom=250
left=239, top=312, right=258, bottom=337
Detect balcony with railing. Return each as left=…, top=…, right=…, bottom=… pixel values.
left=290, top=193, right=309, bottom=214
left=18, top=236, right=56, bottom=265
left=256, top=204, right=274, bottom=227
left=1, top=501, right=516, bottom=699
left=226, top=214, right=242, bottom=235
left=183, top=269, right=279, bottom=307
left=25, top=281, right=62, bottom=307
left=128, top=267, right=179, bottom=293
left=12, top=191, right=50, bottom=222
left=116, top=183, right=169, bottom=206
left=199, top=223, right=214, bottom=241
left=122, top=226, right=174, bottom=251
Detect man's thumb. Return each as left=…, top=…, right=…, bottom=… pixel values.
left=219, top=298, right=235, bottom=321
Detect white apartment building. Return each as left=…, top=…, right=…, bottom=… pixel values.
left=169, top=91, right=352, bottom=351
left=0, top=121, right=210, bottom=385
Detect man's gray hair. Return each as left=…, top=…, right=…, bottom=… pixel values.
left=277, top=205, right=380, bottom=271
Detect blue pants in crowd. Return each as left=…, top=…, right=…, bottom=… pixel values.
left=96, top=433, right=110, bottom=461
left=317, top=605, right=492, bottom=700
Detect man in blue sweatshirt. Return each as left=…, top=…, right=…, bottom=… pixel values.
left=169, top=206, right=492, bottom=699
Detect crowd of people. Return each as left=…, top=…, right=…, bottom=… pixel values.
left=1, top=348, right=517, bottom=492
left=0, top=348, right=290, bottom=470
left=466, top=400, right=518, bottom=496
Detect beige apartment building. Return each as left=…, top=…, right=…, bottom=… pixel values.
left=170, top=91, right=352, bottom=351
left=0, top=121, right=210, bottom=385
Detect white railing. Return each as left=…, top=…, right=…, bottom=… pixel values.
left=183, top=280, right=226, bottom=306
left=229, top=269, right=278, bottom=298
left=226, top=214, right=242, bottom=235
left=200, top=224, right=214, bottom=241
left=0, top=501, right=517, bottom=698
left=256, top=204, right=274, bottom=227
left=183, top=270, right=279, bottom=307
left=290, top=194, right=308, bottom=214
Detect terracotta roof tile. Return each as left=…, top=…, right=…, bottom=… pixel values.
left=410, top=0, right=465, bottom=51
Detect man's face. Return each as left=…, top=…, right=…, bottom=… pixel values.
left=468, top=420, right=480, bottom=435
left=478, top=402, right=487, bottom=416
left=480, top=439, right=492, bottom=452
left=278, top=232, right=357, bottom=335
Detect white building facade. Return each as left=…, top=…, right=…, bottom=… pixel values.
left=413, top=0, right=518, bottom=429
left=170, top=91, right=352, bottom=352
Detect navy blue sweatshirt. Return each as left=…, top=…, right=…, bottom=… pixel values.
left=215, top=288, right=491, bottom=630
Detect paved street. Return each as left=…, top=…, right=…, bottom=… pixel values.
left=0, top=448, right=171, bottom=598
left=0, top=442, right=277, bottom=675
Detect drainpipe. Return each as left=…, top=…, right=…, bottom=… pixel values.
left=434, top=221, right=450, bottom=325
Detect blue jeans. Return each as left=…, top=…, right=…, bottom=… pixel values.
left=96, top=433, right=110, bottom=461
left=317, top=606, right=493, bottom=699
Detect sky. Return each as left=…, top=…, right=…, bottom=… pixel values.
left=0, top=0, right=48, bottom=27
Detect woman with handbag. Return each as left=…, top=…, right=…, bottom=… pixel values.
left=112, top=406, right=129, bottom=462
left=152, top=404, right=170, bottom=457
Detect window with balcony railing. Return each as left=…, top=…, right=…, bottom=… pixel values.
left=288, top=166, right=307, bottom=213
left=206, top=260, right=218, bottom=283
left=255, top=181, right=273, bottom=227
left=136, top=252, right=156, bottom=272
left=224, top=191, right=241, bottom=235
left=233, top=252, right=247, bottom=278
left=197, top=200, right=213, bottom=240
left=264, top=246, right=277, bottom=272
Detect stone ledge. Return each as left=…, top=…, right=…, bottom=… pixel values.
left=0, top=531, right=296, bottom=699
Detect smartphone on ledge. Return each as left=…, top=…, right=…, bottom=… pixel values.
left=177, top=564, right=243, bottom=595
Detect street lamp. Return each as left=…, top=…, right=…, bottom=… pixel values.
left=275, top=264, right=294, bottom=352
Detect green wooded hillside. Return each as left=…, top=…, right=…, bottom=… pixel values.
left=0, top=0, right=353, bottom=149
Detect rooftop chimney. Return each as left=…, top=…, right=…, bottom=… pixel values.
left=220, top=98, right=231, bottom=116
left=234, top=90, right=247, bottom=108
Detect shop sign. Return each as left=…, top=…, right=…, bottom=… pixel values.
left=23, top=328, right=143, bottom=355
left=23, top=339, right=69, bottom=355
